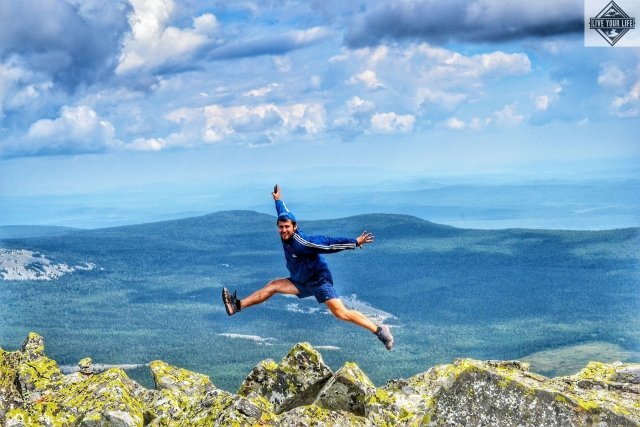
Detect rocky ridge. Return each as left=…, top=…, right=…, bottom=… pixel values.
left=1, top=333, right=639, bottom=426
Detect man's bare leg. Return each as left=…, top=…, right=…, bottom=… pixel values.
left=325, top=298, right=394, bottom=350
left=324, top=298, right=378, bottom=333
left=240, top=278, right=299, bottom=309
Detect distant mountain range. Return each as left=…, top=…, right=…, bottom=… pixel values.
left=1, top=211, right=638, bottom=391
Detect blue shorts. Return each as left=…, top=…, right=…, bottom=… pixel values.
left=290, top=277, right=338, bottom=303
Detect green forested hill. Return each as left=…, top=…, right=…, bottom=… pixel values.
left=1, top=211, right=638, bottom=392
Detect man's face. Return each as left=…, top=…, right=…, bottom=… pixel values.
left=277, top=220, right=297, bottom=241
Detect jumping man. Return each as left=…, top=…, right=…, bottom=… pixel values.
left=222, top=185, right=394, bottom=350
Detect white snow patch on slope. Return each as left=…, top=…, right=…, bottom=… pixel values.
left=342, top=294, right=397, bottom=324
left=0, top=249, right=96, bottom=281
left=217, top=333, right=275, bottom=346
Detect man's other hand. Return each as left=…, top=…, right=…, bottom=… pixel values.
left=356, top=231, right=374, bottom=248
left=272, top=184, right=281, bottom=200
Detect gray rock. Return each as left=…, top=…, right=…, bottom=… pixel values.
left=2, top=334, right=640, bottom=426
left=238, top=342, right=333, bottom=413
left=315, top=361, right=375, bottom=416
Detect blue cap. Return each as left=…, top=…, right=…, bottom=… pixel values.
left=277, top=212, right=297, bottom=223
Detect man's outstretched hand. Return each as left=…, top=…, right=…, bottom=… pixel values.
left=272, top=184, right=281, bottom=201
left=356, top=231, right=374, bottom=248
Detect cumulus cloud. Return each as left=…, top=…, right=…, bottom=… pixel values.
left=446, top=117, right=466, bottom=130
left=347, top=70, right=384, bottom=90
left=534, top=85, right=562, bottom=111
left=408, top=44, right=531, bottom=80
left=167, top=102, right=326, bottom=144
left=327, top=41, right=531, bottom=139
left=611, top=81, right=640, bottom=118
left=116, top=0, right=218, bottom=74
left=347, top=96, right=376, bottom=115
left=493, top=104, right=524, bottom=126
left=0, top=0, right=129, bottom=90
left=4, top=105, right=118, bottom=157
left=0, top=59, right=53, bottom=119
left=128, top=137, right=167, bottom=151
left=370, top=112, right=415, bottom=133
left=598, top=64, right=627, bottom=88
left=344, top=0, right=583, bottom=47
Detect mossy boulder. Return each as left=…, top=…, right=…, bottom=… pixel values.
left=366, top=358, right=640, bottom=426
left=278, top=404, right=374, bottom=426
left=238, top=342, right=333, bottom=413
left=15, top=333, right=65, bottom=402
left=147, top=360, right=273, bottom=426
left=315, top=361, right=375, bottom=416
left=0, top=346, right=19, bottom=426
left=2, top=334, right=640, bottom=426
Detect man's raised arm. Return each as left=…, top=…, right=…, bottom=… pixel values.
left=273, top=184, right=295, bottom=220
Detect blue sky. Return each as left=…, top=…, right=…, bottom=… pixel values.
left=0, top=0, right=639, bottom=225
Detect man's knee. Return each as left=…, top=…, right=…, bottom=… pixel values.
left=265, top=279, right=290, bottom=295
left=330, top=307, right=351, bottom=321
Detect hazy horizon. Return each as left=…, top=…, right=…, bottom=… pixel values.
left=1, top=169, right=638, bottom=231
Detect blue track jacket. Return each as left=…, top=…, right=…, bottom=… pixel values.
left=276, top=199, right=357, bottom=285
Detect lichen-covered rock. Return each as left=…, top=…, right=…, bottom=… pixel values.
left=55, top=368, right=145, bottom=426
left=366, top=358, right=640, bottom=426
left=549, top=361, right=640, bottom=425
left=238, top=342, right=333, bottom=413
left=1, top=347, right=21, bottom=426
left=147, top=360, right=277, bottom=426
left=315, top=361, right=375, bottom=416
left=5, top=401, right=79, bottom=426
left=149, top=360, right=214, bottom=413
left=15, top=333, right=65, bottom=402
left=278, top=404, right=373, bottom=426
left=2, top=334, right=640, bottom=427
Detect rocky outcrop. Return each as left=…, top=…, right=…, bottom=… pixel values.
left=1, top=333, right=639, bottom=426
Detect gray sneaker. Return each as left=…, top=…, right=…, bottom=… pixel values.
left=376, top=325, right=394, bottom=350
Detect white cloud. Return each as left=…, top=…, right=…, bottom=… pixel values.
left=129, top=137, right=167, bottom=151
left=28, top=105, right=113, bottom=140
left=0, top=58, right=52, bottom=118
left=446, top=117, right=466, bottom=130
left=598, top=64, right=626, bottom=88
left=348, top=70, right=384, bottom=90
left=535, top=95, right=550, bottom=111
left=416, top=88, right=468, bottom=112
left=347, top=96, right=375, bottom=114
left=469, top=117, right=491, bottom=130
left=533, top=85, right=562, bottom=111
left=371, top=112, right=415, bottom=133
left=116, top=0, right=217, bottom=74
left=168, top=102, right=326, bottom=144
left=243, top=83, right=280, bottom=98
left=611, top=81, right=640, bottom=118
left=493, top=104, right=524, bottom=126
left=410, top=44, right=531, bottom=79
left=273, top=56, right=292, bottom=72
left=334, top=42, right=530, bottom=121
left=21, top=105, right=117, bottom=155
